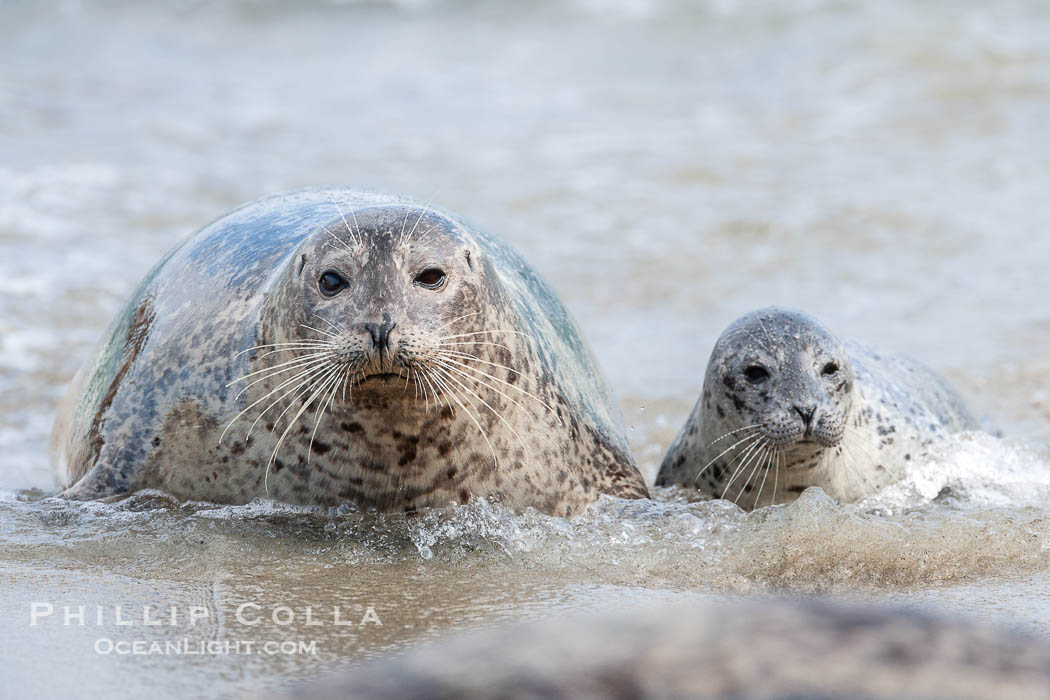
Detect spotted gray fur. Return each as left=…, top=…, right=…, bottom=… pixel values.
left=656, top=307, right=981, bottom=509
left=51, top=189, right=648, bottom=516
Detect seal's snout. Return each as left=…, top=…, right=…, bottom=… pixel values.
left=362, top=313, right=399, bottom=373
left=364, top=315, right=396, bottom=354
left=794, top=404, right=817, bottom=434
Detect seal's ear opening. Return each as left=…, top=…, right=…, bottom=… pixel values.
left=464, top=249, right=474, bottom=271
left=297, top=254, right=308, bottom=277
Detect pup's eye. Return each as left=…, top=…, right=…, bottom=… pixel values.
left=318, top=270, right=348, bottom=297
left=743, top=366, right=770, bottom=384
left=415, top=268, right=447, bottom=289
left=822, top=362, right=840, bottom=377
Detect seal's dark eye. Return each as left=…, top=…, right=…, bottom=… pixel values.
left=318, top=270, right=348, bottom=297
left=743, top=366, right=770, bottom=384
left=415, top=268, right=447, bottom=289
left=822, top=362, right=840, bottom=377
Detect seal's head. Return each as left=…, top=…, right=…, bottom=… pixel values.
left=705, top=307, right=855, bottom=450
left=257, top=203, right=510, bottom=415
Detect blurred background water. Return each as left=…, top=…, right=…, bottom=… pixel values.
left=2, top=1, right=1050, bottom=698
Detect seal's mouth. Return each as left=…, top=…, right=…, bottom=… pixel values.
left=791, top=435, right=843, bottom=450
left=358, top=372, right=404, bottom=384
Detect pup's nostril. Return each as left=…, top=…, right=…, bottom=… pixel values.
left=793, top=405, right=817, bottom=427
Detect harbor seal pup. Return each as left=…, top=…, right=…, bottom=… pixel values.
left=51, top=188, right=648, bottom=515
left=267, top=598, right=1050, bottom=700
left=656, top=307, right=981, bottom=509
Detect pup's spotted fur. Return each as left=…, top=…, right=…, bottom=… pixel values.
left=656, top=308, right=981, bottom=508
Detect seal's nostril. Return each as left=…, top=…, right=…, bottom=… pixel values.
left=794, top=405, right=817, bottom=427
left=364, top=316, right=397, bottom=352
left=364, top=322, right=381, bottom=348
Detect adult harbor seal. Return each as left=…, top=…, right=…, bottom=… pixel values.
left=51, top=189, right=648, bottom=515
left=656, top=307, right=981, bottom=509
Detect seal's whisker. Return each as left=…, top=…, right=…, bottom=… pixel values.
left=832, top=442, right=871, bottom=498
left=427, top=363, right=483, bottom=416
left=754, top=444, right=775, bottom=508
left=247, top=362, right=341, bottom=443
left=307, top=364, right=348, bottom=464
left=720, top=437, right=767, bottom=501
left=842, top=427, right=881, bottom=462
left=426, top=365, right=499, bottom=468
left=760, top=445, right=777, bottom=505
left=437, top=341, right=515, bottom=352
left=430, top=364, right=531, bottom=467
left=438, top=330, right=531, bottom=341
left=734, top=443, right=770, bottom=506
left=435, top=311, right=484, bottom=331
left=226, top=361, right=331, bottom=438
left=430, top=357, right=541, bottom=420
left=266, top=361, right=342, bottom=453
left=345, top=203, right=362, bottom=246
left=410, top=367, right=420, bottom=402
left=265, top=363, right=345, bottom=494
left=408, top=366, right=424, bottom=405
left=234, top=341, right=334, bottom=359
left=408, top=362, right=426, bottom=407
left=772, top=449, right=782, bottom=505
left=432, top=360, right=550, bottom=415
left=300, top=324, right=342, bottom=340
left=226, top=351, right=334, bottom=388
left=431, top=356, right=534, bottom=412
left=749, top=447, right=769, bottom=508
left=313, top=313, right=352, bottom=337
left=341, top=358, right=360, bottom=403
left=707, top=424, right=764, bottom=448
left=432, top=354, right=553, bottom=412
left=435, top=350, right=520, bottom=376
left=840, top=439, right=878, bottom=492
left=398, top=207, right=413, bottom=247
left=254, top=344, right=337, bottom=362
left=421, top=369, right=439, bottom=411
left=403, top=195, right=437, bottom=246
left=422, top=364, right=465, bottom=417
left=840, top=429, right=885, bottom=490
left=321, top=224, right=354, bottom=254
left=413, top=221, right=442, bottom=247
left=719, top=438, right=762, bottom=502
left=330, top=198, right=361, bottom=247
left=219, top=360, right=334, bottom=445
left=402, top=365, right=413, bottom=395
left=733, top=442, right=771, bottom=506
left=836, top=444, right=863, bottom=491
left=419, top=370, right=434, bottom=411
left=417, top=364, right=443, bottom=414
left=229, top=351, right=334, bottom=387
left=693, top=432, right=763, bottom=485
left=232, top=357, right=334, bottom=401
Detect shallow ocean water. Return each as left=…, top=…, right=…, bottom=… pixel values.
left=2, top=0, right=1050, bottom=697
